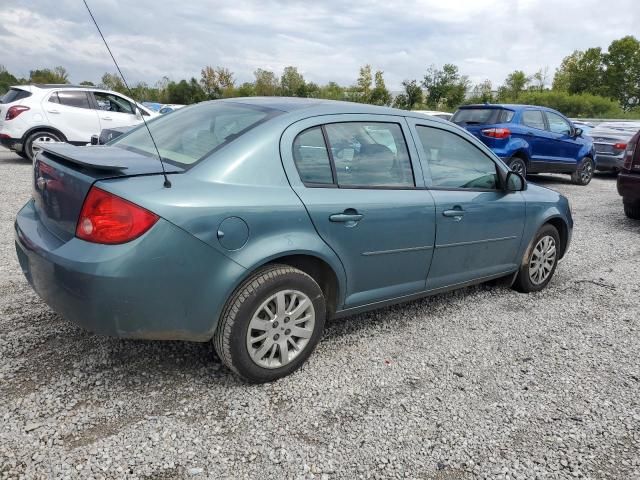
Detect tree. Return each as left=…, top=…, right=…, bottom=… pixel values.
left=498, top=70, right=530, bottom=101
left=280, top=66, right=307, bottom=97
left=393, top=79, right=423, bottom=110
left=422, top=64, right=468, bottom=109
left=165, top=78, right=206, bottom=104
left=29, top=66, right=69, bottom=84
left=100, top=72, right=126, bottom=93
left=316, top=81, right=344, bottom=101
left=531, top=67, right=549, bottom=91
left=79, top=80, right=95, bottom=86
left=236, top=82, right=256, bottom=97
left=552, top=48, right=603, bottom=95
left=602, top=36, right=640, bottom=111
left=369, top=70, right=392, bottom=106
left=200, top=66, right=236, bottom=99
left=355, top=65, right=373, bottom=103
left=254, top=69, right=279, bottom=96
left=0, top=65, right=19, bottom=94
left=467, top=79, right=493, bottom=104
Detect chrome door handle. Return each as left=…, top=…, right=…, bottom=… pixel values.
left=329, top=213, right=364, bottom=223
left=47, top=109, right=60, bottom=114
left=101, top=116, right=113, bottom=121
left=443, top=208, right=465, bottom=218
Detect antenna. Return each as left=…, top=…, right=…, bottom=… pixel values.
left=82, top=0, right=171, bottom=188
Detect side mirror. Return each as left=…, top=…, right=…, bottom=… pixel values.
left=574, top=127, right=583, bottom=138
left=135, top=107, right=142, bottom=120
left=505, top=171, right=526, bottom=192
left=90, top=134, right=100, bottom=145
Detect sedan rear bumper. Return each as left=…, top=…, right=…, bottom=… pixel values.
left=595, top=153, right=624, bottom=171
left=15, top=200, right=245, bottom=341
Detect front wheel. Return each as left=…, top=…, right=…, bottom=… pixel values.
left=571, top=157, right=594, bottom=186
left=214, top=265, right=326, bottom=383
left=624, top=202, right=640, bottom=219
left=513, top=224, right=560, bottom=293
left=508, top=157, right=527, bottom=177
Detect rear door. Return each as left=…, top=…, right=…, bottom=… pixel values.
left=91, top=91, right=140, bottom=130
left=406, top=119, right=526, bottom=289
left=280, top=115, right=436, bottom=308
left=544, top=111, right=582, bottom=168
left=44, top=90, right=101, bottom=143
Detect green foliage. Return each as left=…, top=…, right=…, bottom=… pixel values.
left=422, top=64, right=468, bottom=110
left=0, top=65, right=19, bottom=94
left=466, top=79, right=494, bottom=104
left=512, top=90, right=627, bottom=118
left=253, top=69, right=279, bottom=96
left=602, top=36, right=640, bottom=111
left=29, top=66, right=69, bottom=84
left=165, top=78, right=206, bottom=104
left=497, top=70, right=530, bottom=101
left=79, top=80, right=95, bottom=86
left=100, top=72, right=127, bottom=93
left=280, top=66, right=307, bottom=97
left=393, top=80, right=423, bottom=110
left=200, top=66, right=235, bottom=99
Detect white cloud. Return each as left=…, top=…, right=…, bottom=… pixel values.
left=0, top=0, right=638, bottom=90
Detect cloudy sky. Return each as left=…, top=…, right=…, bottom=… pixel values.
left=1, top=0, right=638, bottom=90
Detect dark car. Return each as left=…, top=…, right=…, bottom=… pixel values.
left=452, top=104, right=595, bottom=185
left=590, top=122, right=640, bottom=173
left=617, top=129, right=640, bottom=219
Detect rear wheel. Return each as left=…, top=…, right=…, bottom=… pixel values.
left=24, top=130, right=64, bottom=162
left=623, top=202, right=640, bottom=219
left=571, top=157, right=594, bottom=186
left=513, top=224, right=560, bottom=293
left=508, top=156, right=527, bottom=177
left=214, top=264, right=326, bottom=383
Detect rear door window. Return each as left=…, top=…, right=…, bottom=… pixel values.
left=292, top=127, right=334, bottom=185
left=324, top=122, right=414, bottom=188
left=93, top=92, right=135, bottom=114
left=521, top=109, right=546, bottom=130
left=51, top=91, right=92, bottom=109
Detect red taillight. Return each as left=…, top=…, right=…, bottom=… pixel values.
left=5, top=105, right=30, bottom=120
left=614, top=142, right=627, bottom=150
left=481, top=127, right=511, bottom=139
left=76, top=187, right=159, bottom=244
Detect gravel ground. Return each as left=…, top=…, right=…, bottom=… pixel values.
left=1, top=146, right=639, bottom=480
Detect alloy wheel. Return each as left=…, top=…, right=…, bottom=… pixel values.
left=246, top=289, right=315, bottom=369
left=580, top=159, right=594, bottom=184
left=31, top=134, right=60, bottom=157
left=528, top=235, right=557, bottom=285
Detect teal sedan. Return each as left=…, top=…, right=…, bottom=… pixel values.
left=15, top=98, right=572, bottom=383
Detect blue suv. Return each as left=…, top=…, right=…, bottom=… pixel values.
left=452, top=104, right=595, bottom=185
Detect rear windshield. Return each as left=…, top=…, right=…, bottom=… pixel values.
left=111, top=102, right=280, bottom=167
left=0, top=88, right=32, bottom=104
left=451, top=108, right=514, bottom=125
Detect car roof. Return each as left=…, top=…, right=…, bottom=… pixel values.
left=215, top=97, right=451, bottom=124
left=458, top=103, right=560, bottom=112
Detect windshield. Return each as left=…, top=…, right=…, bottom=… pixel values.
left=111, top=102, right=279, bottom=167
left=452, top=108, right=513, bottom=125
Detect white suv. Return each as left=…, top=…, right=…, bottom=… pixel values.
left=0, top=84, right=157, bottom=161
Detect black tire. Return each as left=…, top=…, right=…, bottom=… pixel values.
left=571, top=157, right=594, bottom=186
left=214, top=264, right=326, bottom=383
left=24, top=130, right=64, bottom=162
left=624, top=202, right=640, bottom=219
left=15, top=151, right=28, bottom=160
left=508, top=156, right=527, bottom=177
left=513, top=224, right=561, bottom=293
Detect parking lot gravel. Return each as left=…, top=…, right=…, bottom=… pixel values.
left=1, top=146, right=639, bottom=479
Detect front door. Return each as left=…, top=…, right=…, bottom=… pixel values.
left=92, top=91, right=140, bottom=130
left=280, top=116, right=436, bottom=308
left=407, top=120, right=526, bottom=290
left=544, top=110, right=582, bottom=167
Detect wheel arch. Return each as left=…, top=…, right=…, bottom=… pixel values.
left=21, top=125, right=68, bottom=144
left=544, top=216, right=569, bottom=259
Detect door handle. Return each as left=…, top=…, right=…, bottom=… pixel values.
left=101, top=116, right=113, bottom=121
left=443, top=208, right=465, bottom=218
left=47, top=109, right=60, bottom=114
left=329, top=213, right=364, bottom=223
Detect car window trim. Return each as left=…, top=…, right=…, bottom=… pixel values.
left=290, top=125, right=336, bottom=187
left=520, top=108, right=547, bottom=131
left=413, top=123, right=504, bottom=191
left=324, top=120, right=417, bottom=190
left=544, top=110, right=572, bottom=135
